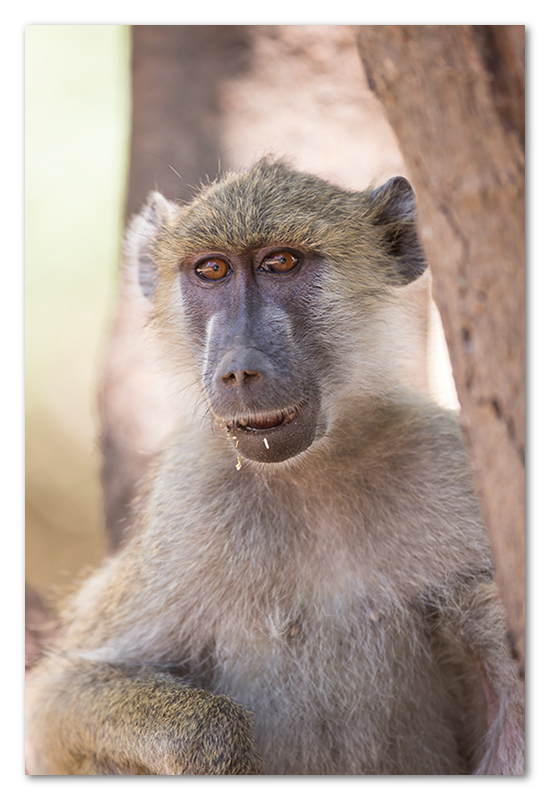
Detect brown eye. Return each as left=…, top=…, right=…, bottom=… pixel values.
left=195, top=258, right=231, bottom=281
left=260, top=251, right=299, bottom=273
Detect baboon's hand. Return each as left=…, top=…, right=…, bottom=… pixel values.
left=26, top=661, right=262, bottom=775
left=146, top=688, right=263, bottom=775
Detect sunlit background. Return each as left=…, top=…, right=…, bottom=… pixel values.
left=25, top=25, right=131, bottom=594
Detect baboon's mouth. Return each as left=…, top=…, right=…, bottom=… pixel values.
left=218, top=399, right=316, bottom=464
left=229, top=404, right=304, bottom=433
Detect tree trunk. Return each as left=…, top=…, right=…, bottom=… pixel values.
left=357, top=25, right=525, bottom=675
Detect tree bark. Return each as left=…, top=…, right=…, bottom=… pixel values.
left=357, top=25, right=525, bottom=674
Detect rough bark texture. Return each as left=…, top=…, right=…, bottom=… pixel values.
left=357, top=25, right=525, bottom=674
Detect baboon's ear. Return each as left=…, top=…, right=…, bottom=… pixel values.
left=125, top=191, right=177, bottom=299
left=370, top=176, right=427, bottom=285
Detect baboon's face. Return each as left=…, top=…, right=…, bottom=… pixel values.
left=137, top=161, right=426, bottom=464
left=179, top=243, right=325, bottom=463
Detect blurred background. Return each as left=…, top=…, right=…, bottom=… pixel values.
left=25, top=24, right=459, bottom=602
left=25, top=26, right=131, bottom=594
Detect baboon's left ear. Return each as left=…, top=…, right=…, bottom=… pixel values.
left=370, top=176, right=427, bottom=285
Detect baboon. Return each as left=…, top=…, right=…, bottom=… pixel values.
left=25, top=159, right=525, bottom=775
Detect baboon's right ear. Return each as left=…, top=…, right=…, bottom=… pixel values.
left=125, top=192, right=177, bottom=299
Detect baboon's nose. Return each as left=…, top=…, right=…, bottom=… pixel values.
left=221, top=368, right=262, bottom=387
left=215, top=347, right=272, bottom=393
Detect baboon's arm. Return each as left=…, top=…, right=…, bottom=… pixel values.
left=25, top=657, right=262, bottom=775
left=438, top=581, right=525, bottom=775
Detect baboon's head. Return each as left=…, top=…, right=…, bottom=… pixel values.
left=127, top=159, right=427, bottom=464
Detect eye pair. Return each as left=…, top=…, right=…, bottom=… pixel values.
left=194, top=251, right=300, bottom=282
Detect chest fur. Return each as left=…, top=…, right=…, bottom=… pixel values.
left=204, top=594, right=461, bottom=775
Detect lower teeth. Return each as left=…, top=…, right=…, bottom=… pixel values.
left=230, top=404, right=303, bottom=432
left=237, top=414, right=284, bottom=430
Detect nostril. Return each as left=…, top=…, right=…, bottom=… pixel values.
left=221, top=369, right=261, bottom=387
left=243, top=370, right=261, bottom=384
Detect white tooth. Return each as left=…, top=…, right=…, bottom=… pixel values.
left=263, top=438, right=270, bottom=449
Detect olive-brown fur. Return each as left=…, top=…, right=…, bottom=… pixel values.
left=25, top=160, right=524, bottom=775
